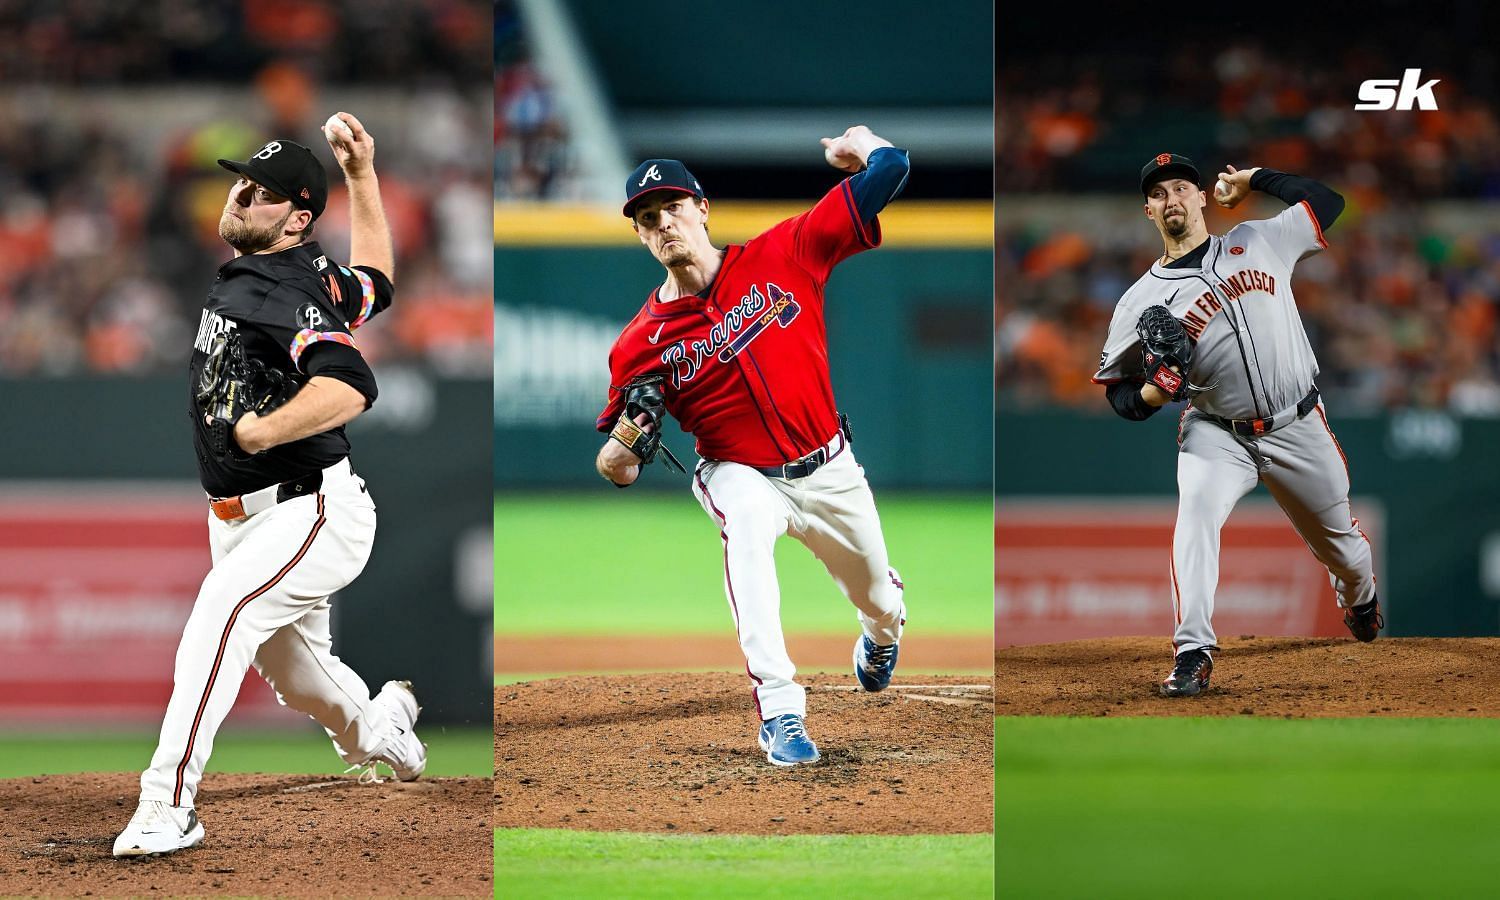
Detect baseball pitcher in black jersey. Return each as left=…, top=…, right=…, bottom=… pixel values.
left=114, top=114, right=428, bottom=858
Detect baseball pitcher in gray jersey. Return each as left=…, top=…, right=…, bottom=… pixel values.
left=1093, top=153, right=1382, bottom=697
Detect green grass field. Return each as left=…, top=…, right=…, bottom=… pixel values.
left=998, top=716, right=1500, bottom=898
left=494, top=830, right=994, bottom=899
left=494, top=491, right=994, bottom=898
left=0, top=724, right=492, bottom=780
left=494, top=493, right=992, bottom=635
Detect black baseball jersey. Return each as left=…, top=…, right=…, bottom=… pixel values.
left=189, top=241, right=393, bottom=497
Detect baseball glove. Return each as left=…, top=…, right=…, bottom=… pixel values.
left=1136, top=305, right=1194, bottom=402
left=609, top=374, right=687, bottom=474
left=196, top=331, right=299, bottom=460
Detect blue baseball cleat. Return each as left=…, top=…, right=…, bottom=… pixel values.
left=853, top=634, right=900, bottom=692
left=757, top=714, right=820, bottom=766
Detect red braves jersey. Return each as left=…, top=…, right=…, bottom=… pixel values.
left=598, top=179, right=880, bottom=467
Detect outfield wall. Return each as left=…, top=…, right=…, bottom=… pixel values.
left=997, top=407, right=1500, bottom=638
left=0, top=375, right=492, bottom=725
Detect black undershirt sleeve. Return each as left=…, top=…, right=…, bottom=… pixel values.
left=1105, top=380, right=1162, bottom=421
left=1248, top=168, right=1345, bottom=231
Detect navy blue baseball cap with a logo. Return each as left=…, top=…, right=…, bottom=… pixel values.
left=218, top=140, right=329, bottom=218
left=1140, top=152, right=1202, bottom=196
left=623, top=159, right=705, bottom=218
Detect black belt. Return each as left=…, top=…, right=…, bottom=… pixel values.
left=275, top=470, right=324, bottom=503
left=1208, top=387, right=1320, bottom=438
left=753, top=415, right=853, bottom=479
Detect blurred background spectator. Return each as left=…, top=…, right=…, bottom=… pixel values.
left=0, top=0, right=491, bottom=376
left=998, top=7, right=1500, bottom=415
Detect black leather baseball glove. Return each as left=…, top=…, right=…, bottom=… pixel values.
left=196, top=331, right=299, bottom=460
left=609, top=373, right=686, bottom=475
left=1136, top=305, right=1194, bottom=402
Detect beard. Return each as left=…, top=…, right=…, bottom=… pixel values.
left=1163, top=214, right=1189, bottom=238
left=219, top=207, right=291, bottom=254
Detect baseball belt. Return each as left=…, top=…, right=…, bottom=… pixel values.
left=1204, top=386, right=1320, bottom=438
left=208, top=467, right=333, bottom=522
left=753, top=415, right=853, bottom=480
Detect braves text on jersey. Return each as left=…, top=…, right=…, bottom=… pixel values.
left=596, top=178, right=878, bottom=467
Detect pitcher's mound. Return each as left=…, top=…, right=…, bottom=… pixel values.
left=996, top=636, right=1500, bottom=717
left=0, top=773, right=490, bottom=896
left=495, top=673, right=993, bottom=835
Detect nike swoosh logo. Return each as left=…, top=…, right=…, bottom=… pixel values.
left=647, top=323, right=666, bottom=344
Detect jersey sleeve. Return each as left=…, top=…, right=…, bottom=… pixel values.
left=1239, top=202, right=1328, bottom=269
left=301, top=340, right=378, bottom=406
left=774, top=179, right=882, bottom=283
left=1091, top=301, right=1146, bottom=384
left=323, top=264, right=394, bottom=330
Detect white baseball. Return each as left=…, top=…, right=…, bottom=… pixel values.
left=323, top=114, right=353, bottom=142
left=1215, top=178, right=1233, bottom=200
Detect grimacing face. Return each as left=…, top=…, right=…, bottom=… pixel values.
left=632, top=192, right=709, bottom=267
left=219, top=177, right=307, bottom=253
left=1144, top=177, right=1205, bottom=240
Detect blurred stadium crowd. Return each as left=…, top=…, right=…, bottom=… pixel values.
left=999, top=38, right=1500, bottom=415
left=0, top=0, right=491, bottom=376
left=494, top=0, right=576, bottom=201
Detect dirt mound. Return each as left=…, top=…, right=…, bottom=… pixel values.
left=0, top=773, right=490, bottom=897
left=996, top=636, right=1500, bottom=717
left=494, top=673, right=993, bottom=835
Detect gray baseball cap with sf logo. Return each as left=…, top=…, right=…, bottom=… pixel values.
left=623, top=159, right=705, bottom=218
left=218, top=140, right=329, bottom=218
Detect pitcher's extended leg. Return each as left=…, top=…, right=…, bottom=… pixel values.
left=1172, top=417, right=1259, bottom=653
left=693, top=462, right=803, bottom=719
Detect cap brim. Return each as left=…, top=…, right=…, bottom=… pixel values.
left=217, top=159, right=310, bottom=211
left=1142, top=164, right=1202, bottom=195
left=622, top=186, right=698, bottom=218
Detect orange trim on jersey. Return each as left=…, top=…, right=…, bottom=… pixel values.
left=323, top=273, right=344, bottom=307
left=172, top=495, right=327, bottom=806
left=1299, top=200, right=1328, bottom=249
left=1090, top=376, right=1128, bottom=385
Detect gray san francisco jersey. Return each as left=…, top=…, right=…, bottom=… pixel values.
left=1093, top=202, right=1328, bottom=420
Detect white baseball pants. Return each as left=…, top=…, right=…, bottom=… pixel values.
left=1171, top=404, right=1377, bottom=655
left=140, top=459, right=393, bottom=807
left=691, top=438, right=905, bottom=721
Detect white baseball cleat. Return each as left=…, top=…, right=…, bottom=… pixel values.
left=364, top=679, right=427, bottom=781
left=112, top=800, right=205, bottom=857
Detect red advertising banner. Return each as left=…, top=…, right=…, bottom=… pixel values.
left=996, top=498, right=1384, bottom=647
left=0, top=485, right=304, bottom=726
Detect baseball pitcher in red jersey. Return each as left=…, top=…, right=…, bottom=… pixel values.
left=596, top=126, right=911, bottom=766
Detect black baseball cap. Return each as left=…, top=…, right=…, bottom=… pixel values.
left=218, top=140, right=328, bottom=218
left=623, top=159, right=705, bottom=218
left=1140, top=153, right=1202, bottom=196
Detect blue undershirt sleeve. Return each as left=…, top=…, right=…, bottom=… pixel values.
left=846, top=146, right=910, bottom=225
